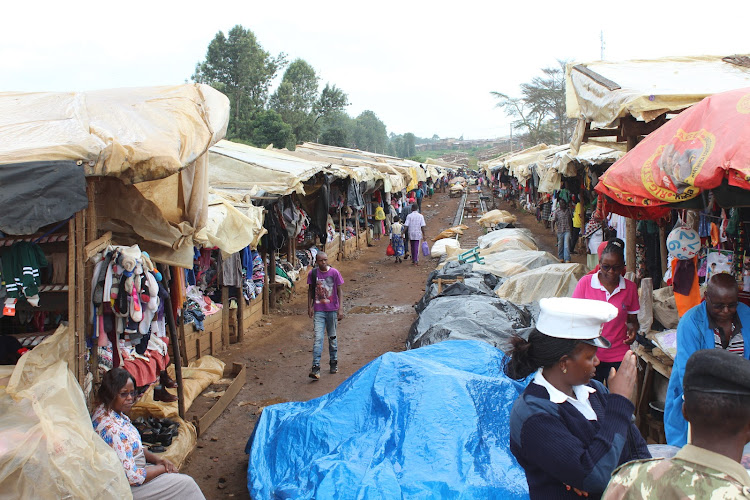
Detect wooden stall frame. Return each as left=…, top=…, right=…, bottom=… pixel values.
left=191, top=362, right=246, bottom=437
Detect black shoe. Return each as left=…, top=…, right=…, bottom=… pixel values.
left=330, top=361, right=338, bottom=374
left=309, top=365, right=320, bottom=380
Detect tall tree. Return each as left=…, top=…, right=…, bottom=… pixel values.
left=319, top=111, right=354, bottom=148
left=193, top=25, right=286, bottom=140
left=313, top=84, right=349, bottom=128
left=403, top=132, right=416, bottom=157
left=249, top=110, right=295, bottom=149
left=270, top=59, right=320, bottom=143
left=491, top=60, right=575, bottom=145
left=352, top=111, right=388, bottom=153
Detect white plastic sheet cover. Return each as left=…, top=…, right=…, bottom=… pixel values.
left=0, top=326, right=132, bottom=499
left=477, top=228, right=538, bottom=251
left=431, top=238, right=460, bottom=258
left=195, top=194, right=266, bottom=254
left=495, top=263, right=586, bottom=303
left=0, top=84, right=229, bottom=184
left=473, top=250, right=560, bottom=278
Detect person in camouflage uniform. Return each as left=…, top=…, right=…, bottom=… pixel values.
left=603, top=349, right=750, bottom=499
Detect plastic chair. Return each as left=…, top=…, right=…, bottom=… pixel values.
left=458, top=247, right=484, bottom=264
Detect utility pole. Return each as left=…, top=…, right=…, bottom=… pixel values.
left=600, top=30, right=606, bottom=60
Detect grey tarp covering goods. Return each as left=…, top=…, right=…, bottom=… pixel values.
left=245, top=340, right=531, bottom=499
left=0, top=161, right=87, bottom=234
left=407, top=296, right=535, bottom=351
left=416, top=261, right=499, bottom=314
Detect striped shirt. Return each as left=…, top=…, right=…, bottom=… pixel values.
left=710, top=316, right=744, bottom=356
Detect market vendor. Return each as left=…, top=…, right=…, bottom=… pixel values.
left=572, top=239, right=639, bottom=383
left=505, top=297, right=650, bottom=499
left=93, top=367, right=205, bottom=500
left=664, top=273, right=750, bottom=446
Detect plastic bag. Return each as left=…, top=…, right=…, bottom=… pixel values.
left=386, top=243, right=395, bottom=256
left=374, top=206, right=385, bottom=220
left=1, top=325, right=132, bottom=499
left=422, top=241, right=430, bottom=257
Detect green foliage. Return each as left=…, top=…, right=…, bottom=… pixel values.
left=352, top=111, right=388, bottom=153
left=318, top=111, right=354, bottom=148
left=248, top=110, right=295, bottom=149
left=491, top=60, right=576, bottom=146
left=193, top=25, right=287, bottom=139
left=270, top=59, right=319, bottom=143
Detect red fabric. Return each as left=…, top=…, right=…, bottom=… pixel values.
left=122, top=338, right=170, bottom=387
left=595, top=87, right=750, bottom=219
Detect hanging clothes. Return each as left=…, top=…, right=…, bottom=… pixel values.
left=671, top=257, right=701, bottom=317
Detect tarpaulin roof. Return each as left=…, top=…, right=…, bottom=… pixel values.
left=0, top=84, right=230, bottom=266
left=195, top=194, right=266, bottom=253
left=0, top=84, right=229, bottom=183
left=566, top=54, right=750, bottom=149
left=209, top=140, right=328, bottom=198
left=246, top=340, right=531, bottom=499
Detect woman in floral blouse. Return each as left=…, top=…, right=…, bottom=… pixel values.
left=93, top=367, right=205, bottom=500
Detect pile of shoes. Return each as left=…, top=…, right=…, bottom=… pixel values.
left=133, top=416, right=180, bottom=453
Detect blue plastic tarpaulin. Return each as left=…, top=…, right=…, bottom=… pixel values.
left=246, top=340, right=531, bottom=499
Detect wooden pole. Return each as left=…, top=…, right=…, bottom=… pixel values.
left=269, top=248, right=277, bottom=308
left=67, top=218, right=77, bottom=381
left=237, top=285, right=246, bottom=343
left=221, top=286, right=230, bottom=350
left=261, top=247, right=269, bottom=315
left=84, top=182, right=98, bottom=388
left=625, top=135, right=638, bottom=274
left=355, top=210, right=360, bottom=251
left=338, top=208, right=344, bottom=260
left=159, top=264, right=185, bottom=420
left=659, top=225, right=668, bottom=278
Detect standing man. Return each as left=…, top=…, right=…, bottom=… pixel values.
left=404, top=204, right=426, bottom=266
left=307, top=252, right=344, bottom=380
left=604, top=349, right=750, bottom=498
left=415, top=183, right=424, bottom=212
left=551, top=199, right=573, bottom=263
left=664, top=273, right=750, bottom=445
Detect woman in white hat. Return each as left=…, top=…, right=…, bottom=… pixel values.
left=504, top=297, right=649, bottom=500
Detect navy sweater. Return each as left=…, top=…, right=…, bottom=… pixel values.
left=509, top=379, right=649, bottom=500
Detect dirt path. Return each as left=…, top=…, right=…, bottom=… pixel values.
left=182, top=191, right=461, bottom=497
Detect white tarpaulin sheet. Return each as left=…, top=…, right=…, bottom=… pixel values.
left=566, top=55, right=750, bottom=148
left=209, top=140, right=327, bottom=198
left=495, top=263, right=587, bottom=303
left=473, top=250, right=560, bottom=278
left=0, top=84, right=229, bottom=183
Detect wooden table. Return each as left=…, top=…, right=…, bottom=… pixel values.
left=633, top=344, right=673, bottom=443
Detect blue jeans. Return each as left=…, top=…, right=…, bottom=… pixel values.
left=313, top=311, right=338, bottom=367
left=557, top=231, right=571, bottom=262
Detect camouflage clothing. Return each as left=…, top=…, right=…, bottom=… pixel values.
left=603, top=444, right=750, bottom=499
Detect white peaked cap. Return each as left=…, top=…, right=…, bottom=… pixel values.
left=536, top=297, right=618, bottom=348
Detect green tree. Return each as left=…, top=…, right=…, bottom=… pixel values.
left=314, top=84, right=349, bottom=126
left=491, top=60, right=575, bottom=145
left=193, top=25, right=286, bottom=140
left=352, top=111, right=388, bottom=153
left=270, top=59, right=319, bottom=143
left=403, top=132, right=416, bottom=158
left=249, top=110, right=295, bottom=149
left=318, top=111, right=354, bottom=148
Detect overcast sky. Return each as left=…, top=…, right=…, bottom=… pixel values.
left=2, top=0, right=747, bottom=140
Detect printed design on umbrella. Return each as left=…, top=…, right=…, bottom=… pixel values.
left=641, top=128, right=715, bottom=203
left=736, top=93, right=750, bottom=114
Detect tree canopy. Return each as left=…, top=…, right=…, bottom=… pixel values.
left=491, top=60, right=576, bottom=146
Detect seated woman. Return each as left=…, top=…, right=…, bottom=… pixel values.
left=505, top=297, right=650, bottom=499
left=92, top=367, right=205, bottom=500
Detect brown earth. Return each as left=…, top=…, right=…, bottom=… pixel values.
left=182, top=190, right=461, bottom=498
left=181, top=191, right=585, bottom=498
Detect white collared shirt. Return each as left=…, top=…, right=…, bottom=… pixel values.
left=590, top=272, right=627, bottom=302
left=533, top=368, right=598, bottom=421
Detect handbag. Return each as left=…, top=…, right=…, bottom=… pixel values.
left=421, top=241, right=430, bottom=257
left=386, top=243, right=395, bottom=256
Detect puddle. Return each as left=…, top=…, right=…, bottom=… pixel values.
left=347, top=305, right=412, bottom=315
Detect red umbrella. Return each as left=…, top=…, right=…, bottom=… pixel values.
left=595, top=87, right=750, bottom=219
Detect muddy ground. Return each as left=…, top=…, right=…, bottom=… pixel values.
left=182, top=191, right=584, bottom=498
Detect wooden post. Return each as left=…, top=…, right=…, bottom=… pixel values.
left=269, top=248, right=277, bottom=308
left=355, top=210, right=360, bottom=251
left=625, top=135, right=638, bottom=275
left=237, top=286, right=246, bottom=343
left=159, top=264, right=185, bottom=420
left=338, top=208, right=344, bottom=260
left=67, top=218, right=77, bottom=379
left=221, top=286, right=230, bottom=350
left=75, top=210, right=86, bottom=387
left=659, top=225, right=668, bottom=279
left=261, top=247, right=269, bottom=315
left=84, top=182, right=98, bottom=388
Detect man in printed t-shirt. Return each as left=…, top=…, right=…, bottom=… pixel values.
left=307, top=252, right=344, bottom=380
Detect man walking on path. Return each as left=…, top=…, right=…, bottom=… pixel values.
left=404, top=204, right=426, bottom=266
left=551, top=199, right=573, bottom=263
left=307, top=252, right=344, bottom=380
left=415, top=184, right=424, bottom=212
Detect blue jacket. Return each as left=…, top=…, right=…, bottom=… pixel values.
left=510, top=380, right=649, bottom=499
left=664, top=301, right=750, bottom=446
